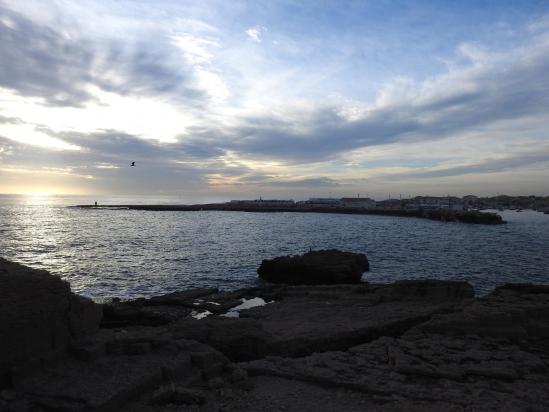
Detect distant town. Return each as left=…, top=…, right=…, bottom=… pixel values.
left=229, top=195, right=549, bottom=213
left=77, top=194, right=548, bottom=225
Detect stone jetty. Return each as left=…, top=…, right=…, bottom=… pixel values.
left=2, top=257, right=549, bottom=411
left=73, top=203, right=507, bottom=225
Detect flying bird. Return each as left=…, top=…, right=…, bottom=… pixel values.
left=131, top=161, right=135, bottom=166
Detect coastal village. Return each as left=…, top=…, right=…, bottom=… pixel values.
left=229, top=195, right=549, bottom=213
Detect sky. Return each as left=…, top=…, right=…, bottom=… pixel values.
left=1, top=0, right=549, bottom=200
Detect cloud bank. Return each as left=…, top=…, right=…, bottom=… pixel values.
left=1, top=0, right=549, bottom=197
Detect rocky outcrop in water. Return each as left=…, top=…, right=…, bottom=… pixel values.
left=2, top=258, right=549, bottom=411
left=257, top=249, right=369, bottom=284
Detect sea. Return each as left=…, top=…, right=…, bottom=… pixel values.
left=1, top=194, right=548, bottom=299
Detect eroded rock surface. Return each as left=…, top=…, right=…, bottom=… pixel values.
left=3, top=257, right=549, bottom=411
left=0, top=258, right=101, bottom=389
left=11, top=328, right=241, bottom=412
left=240, top=284, right=549, bottom=411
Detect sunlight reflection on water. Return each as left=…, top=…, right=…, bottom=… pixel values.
left=1, top=195, right=548, bottom=298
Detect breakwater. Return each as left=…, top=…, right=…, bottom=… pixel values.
left=74, top=203, right=505, bottom=225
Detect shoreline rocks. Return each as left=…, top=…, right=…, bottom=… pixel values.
left=0, top=258, right=101, bottom=389
left=2, top=257, right=549, bottom=411
left=257, top=249, right=369, bottom=284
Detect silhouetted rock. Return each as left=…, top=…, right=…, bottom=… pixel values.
left=4, top=257, right=549, bottom=411
left=0, top=258, right=101, bottom=389
left=171, top=317, right=273, bottom=362
left=257, top=249, right=369, bottom=284
left=417, top=281, right=549, bottom=344
left=386, top=279, right=474, bottom=301
left=163, top=281, right=471, bottom=361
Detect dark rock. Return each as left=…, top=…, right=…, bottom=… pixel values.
left=101, top=304, right=192, bottom=328
left=238, top=281, right=469, bottom=358
left=172, top=318, right=273, bottom=362
left=150, top=386, right=206, bottom=405
left=0, top=258, right=101, bottom=388
left=145, top=288, right=219, bottom=306
left=238, top=281, right=549, bottom=411
left=14, top=327, right=235, bottom=411
left=230, top=368, right=248, bottom=383
left=207, top=377, right=225, bottom=389
left=386, top=279, right=474, bottom=301
left=418, top=281, right=549, bottom=344
left=5, top=257, right=549, bottom=410
left=167, top=281, right=470, bottom=361
left=257, top=249, right=369, bottom=285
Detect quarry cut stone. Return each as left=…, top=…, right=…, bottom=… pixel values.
left=257, top=249, right=369, bottom=284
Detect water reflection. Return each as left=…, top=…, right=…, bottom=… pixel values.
left=1, top=195, right=549, bottom=299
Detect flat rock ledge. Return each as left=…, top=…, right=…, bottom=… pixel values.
left=2, top=258, right=549, bottom=411
left=257, top=249, right=369, bottom=284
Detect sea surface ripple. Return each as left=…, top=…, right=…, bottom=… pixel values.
left=1, top=195, right=548, bottom=298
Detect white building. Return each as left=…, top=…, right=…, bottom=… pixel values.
left=405, top=197, right=463, bottom=211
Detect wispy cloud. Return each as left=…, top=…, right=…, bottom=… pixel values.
left=245, top=26, right=267, bottom=42
left=385, top=148, right=549, bottom=179
left=1, top=1, right=549, bottom=196
left=0, top=4, right=205, bottom=108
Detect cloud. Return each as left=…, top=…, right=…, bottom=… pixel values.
left=0, top=115, right=23, bottom=125
left=0, top=121, right=81, bottom=150
left=0, top=5, right=204, bottom=107
left=0, top=132, right=217, bottom=193
left=386, top=148, right=549, bottom=179
left=178, top=32, right=549, bottom=165
left=2, top=2, right=549, bottom=196
left=0, top=6, right=95, bottom=107
left=245, top=26, right=266, bottom=42
left=262, top=176, right=342, bottom=188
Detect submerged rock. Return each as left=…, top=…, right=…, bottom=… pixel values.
left=257, top=249, right=369, bottom=284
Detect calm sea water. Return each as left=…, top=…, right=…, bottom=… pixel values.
left=1, top=194, right=548, bottom=298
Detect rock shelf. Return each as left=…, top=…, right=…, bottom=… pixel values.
left=2, top=258, right=548, bottom=411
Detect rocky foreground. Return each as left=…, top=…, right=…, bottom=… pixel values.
left=2, top=258, right=549, bottom=411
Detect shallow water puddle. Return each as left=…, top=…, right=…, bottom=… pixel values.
left=191, top=310, right=212, bottom=319
left=222, top=297, right=272, bottom=318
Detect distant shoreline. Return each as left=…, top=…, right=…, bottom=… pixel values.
left=72, top=203, right=506, bottom=225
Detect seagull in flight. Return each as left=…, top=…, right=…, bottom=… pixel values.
left=131, top=161, right=135, bottom=166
